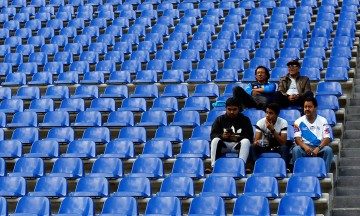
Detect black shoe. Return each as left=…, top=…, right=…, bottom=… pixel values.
left=205, top=168, right=213, bottom=174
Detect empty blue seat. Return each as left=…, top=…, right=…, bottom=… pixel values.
left=71, top=85, right=98, bottom=99
left=54, top=51, right=73, bottom=64
left=171, top=157, right=204, bottom=178
left=252, top=158, right=287, bottom=178
left=45, top=127, right=74, bottom=143
left=104, top=111, right=134, bottom=127
left=15, top=44, right=34, bottom=56
left=56, top=98, right=85, bottom=113
left=157, top=176, right=194, bottom=198
left=100, top=140, right=134, bottom=158
left=28, top=72, right=53, bottom=85
left=43, top=62, right=63, bottom=74
left=317, top=109, right=336, bottom=126
left=114, top=176, right=151, bottom=197
left=243, top=176, right=280, bottom=198
left=56, top=197, right=94, bottom=215
left=293, top=157, right=327, bottom=178
left=80, top=71, right=105, bottom=84
left=328, top=56, right=350, bottom=70
left=188, top=196, right=226, bottom=215
left=99, top=196, right=138, bottom=216
left=117, top=126, right=146, bottom=143
left=315, top=95, right=339, bottom=110
left=0, top=176, right=26, bottom=197
left=131, top=84, right=158, bottom=98
left=88, top=158, right=123, bottom=178
left=106, top=71, right=131, bottom=84
left=233, top=195, right=270, bottom=216
left=316, top=82, right=343, bottom=96
left=118, top=98, right=146, bottom=112
left=140, top=140, right=173, bottom=158
left=200, top=176, right=237, bottom=198
left=171, top=110, right=200, bottom=127
left=61, top=140, right=96, bottom=158
left=48, top=157, right=83, bottom=178
left=279, top=109, right=301, bottom=126
left=71, top=111, right=102, bottom=127
left=4, top=53, right=23, bottom=67
left=129, top=157, right=164, bottom=178
left=28, top=176, right=66, bottom=197
left=133, top=70, right=157, bottom=84
left=161, top=84, right=188, bottom=98
left=0, top=63, right=12, bottom=77
left=86, top=98, right=116, bottom=112
left=79, top=51, right=99, bottom=64
left=7, top=112, right=37, bottom=128
left=9, top=157, right=44, bottom=178
left=96, top=60, right=116, bottom=73
left=55, top=72, right=79, bottom=85
left=12, top=196, right=50, bottom=216
left=177, top=139, right=209, bottom=158
left=277, top=196, right=315, bottom=216
left=197, top=58, right=219, bottom=73
left=70, top=177, right=109, bottom=197
left=149, top=97, right=178, bottom=112
left=136, top=111, right=168, bottom=127
left=151, top=126, right=183, bottom=143
left=144, top=196, right=182, bottom=215
left=80, top=127, right=110, bottom=143
left=12, top=86, right=40, bottom=100
left=285, top=176, right=322, bottom=199
left=0, top=140, right=22, bottom=158
left=190, top=125, right=211, bottom=141
left=171, top=59, right=192, bottom=72
left=210, top=158, right=246, bottom=178
left=182, top=97, right=210, bottom=112
left=242, top=109, right=266, bottom=125
left=100, top=85, right=128, bottom=99
left=0, top=88, right=11, bottom=100
left=24, top=140, right=59, bottom=158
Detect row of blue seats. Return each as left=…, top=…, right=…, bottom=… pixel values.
left=0, top=195, right=317, bottom=215
left=0, top=157, right=327, bottom=196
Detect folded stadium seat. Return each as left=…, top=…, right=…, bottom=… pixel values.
left=90, top=18, right=108, bottom=29
left=121, top=33, right=139, bottom=45
left=335, top=27, right=355, bottom=42
left=269, top=67, right=287, bottom=82
left=56, top=197, right=94, bottom=215
left=4, top=53, right=23, bottom=67
left=192, top=32, right=212, bottom=45
left=74, top=35, right=92, bottom=47
left=97, top=34, right=116, bottom=46
left=157, top=176, right=194, bottom=198
left=15, top=28, right=32, bottom=39
left=314, top=20, right=334, bottom=33
left=171, top=157, right=205, bottom=178
left=300, top=67, right=321, bottom=81
left=210, top=158, right=246, bottom=178
left=100, top=85, right=128, bottom=99
left=25, top=19, right=42, bottom=31
left=129, top=157, right=164, bottom=178
left=79, top=51, right=99, bottom=64
left=174, top=23, right=193, bottom=36
left=224, top=14, right=242, bottom=25
left=56, top=98, right=85, bottom=112
left=0, top=88, right=11, bottom=100
left=136, top=110, right=168, bottom=127
left=259, top=38, right=280, bottom=52
left=28, top=72, right=53, bottom=85
left=214, top=69, right=239, bottom=83
left=4, top=36, right=22, bottom=48
left=79, top=127, right=110, bottom=143
left=274, top=57, right=292, bottom=68
left=317, top=109, right=337, bottom=126
left=139, top=140, right=173, bottom=158
left=316, top=82, right=343, bottom=96
left=130, top=84, right=159, bottom=98
left=100, top=140, right=134, bottom=158
left=330, top=46, right=352, bottom=59
left=188, top=196, right=226, bottom=215
left=155, top=50, right=176, bottom=63
left=133, top=70, right=158, bottom=84
left=205, top=48, right=226, bottom=61
left=118, top=98, right=146, bottom=112
left=68, top=61, right=89, bottom=75
left=203, top=109, right=225, bottom=126
left=200, top=176, right=238, bottom=198
left=285, top=176, right=322, bottom=199
left=80, top=71, right=105, bottom=84
left=95, top=60, right=116, bottom=74
left=88, top=158, right=123, bottom=178
left=42, top=86, right=70, bottom=100
left=28, top=52, right=48, bottom=67
left=243, top=176, right=280, bottom=198
left=144, top=196, right=182, bottom=215
left=190, top=125, right=211, bottom=141
left=12, top=86, right=39, bottom=100
left=104, top=111, right=134, bottom=127
left=35, top=12, right=51, bottom=22
left=116, top=126, right=147, bottom=143
left=60, top=27, right=78, bottom=38
left=187, top=69, right=211, bottom=83
left=223, top=57, right=246, bottom=71
left=180, top=49, right=200, bottom=62
left=53, top=51, right=73, bottom=64
left=119, top=10, right=136, bottom=20
left=197, top=58, right=219, bottom=73
left=328, top=56, right=351, bottom=70
left=242, top=109, right=266, bottom=125
left=287, top=28, right=308, bottom=42
left=0, top=140, right=22, bottom=158
left=7, top=112, right=37, bottom=128
left=302, top=57, right=324, bottom=70
left=308, top=37, right=329, bottom=50
left=170, top=110, right=200, bottom=127
left=233, top=195, right=270, bottom=215
left=252, top=158, right=287, bottom=178
left=71, top=85, right=99, bottom=99
left=70, top=111, right=102, bottom=127
left=54, top=72, right=79, bottom=85
left=161, top=10, right=178, bottom=21
left=151, top=125, right=183, bottom=143
left=0, top=176, right=26, bottom=197
left=113, top=176, right=151, bottom=197
left=146, top=59, right=167, bottom=73
left=104, top=51, right=125, bottom=64
left=161, top=84, right=188, bottom=98
left=240, top=29, right=261, bottom=44
left=43, top=62, right=63, bottom=74
left=120, top=60, right=142, bottom=74
left=112, top=41, right=131, bottom=54
left=83, top=26, right=100, bottom=38
left=279, top=47, right=301, bottom=60
left=8, top=157, right=44, bottom=178
left=278, top=109, right=301, bottom=126
left=0, top=99, right=24, bottom=113
left=86, top=98, right=116, bottom=112
left=28, top=176, right=66, bottom=197
left=244, top=22, right=263, bottom=34
left=0, top=45, right=10, bottom=57
left=4, top=20, right=20, bottom=31
left=292, top=157, right=328, bottom=178
left=61, top=140, right=96, bottom=158
left=69, top=177, right=109, bottom=197
left=176, top=139, right=210, bottom=158
left=44, top=127, right=74, bottom=143
left=88, top=42, right=108, bottom=55
left=315, top=95, right=339, bottom=110
left=151, top=24, right=169, bottom=36
left=11, top=196, right=50, bottom=216
left=150, top=97, right=178, bottom=112
left=23, top=140, right=59, bottom=158
left=277, top=195, right=315, bottom=216
left=99, top=197, right=137, bottom=216
left=241, top=67, right=257, bottom=83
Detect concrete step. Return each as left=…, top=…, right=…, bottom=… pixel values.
left=336, top=176, right=360, bottom=187
left=343, top=131, right=360, bottom=139
left=339, top=158, right=360, bottom=167
left=346, top=114, right=360, bottom=121
left=336, top=187, right=360, bottom=196
left=339, top=166, right=360, bottom=176
left=340, top=149, right=360, bottom=157
left=349, top=99, right=360, bottom=106
left=332, top=209, right=360, bottom=216
left=346, top=106, right=360, bottom=114
left=342, top=139, right=360, bottom=148
left=345, top=121, right=360, bottom=130
left=333, top=196, right=360, bottom=208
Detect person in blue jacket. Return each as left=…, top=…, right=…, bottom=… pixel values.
left=233, top=66, right=276, bottom=110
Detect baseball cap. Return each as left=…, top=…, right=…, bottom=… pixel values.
left=286, top=60, right=301, bottom=67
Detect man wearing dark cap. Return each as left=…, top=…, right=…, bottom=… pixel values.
left=273, top=60, right=314, bottom=108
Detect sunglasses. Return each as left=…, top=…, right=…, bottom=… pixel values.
left=288, top=65, right=299, bottom=68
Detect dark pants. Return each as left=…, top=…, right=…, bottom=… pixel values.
left=250, top=145, right=289, bottom=165
left=233, top=86, right=268, bottom=110
left=273, top=91, right=314, bottom=108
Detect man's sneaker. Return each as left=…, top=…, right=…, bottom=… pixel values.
left=205, top=167, right=213, bottom=174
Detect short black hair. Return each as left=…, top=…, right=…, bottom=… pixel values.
left=226, top=97, right=241, bottom=107
left=266, top=103, right=280, bottom=115
left=255, top=66, right=270, bottom=80
left=304, top=97, right=317, bottom=107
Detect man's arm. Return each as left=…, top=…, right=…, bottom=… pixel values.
left=273, top=129, right=287, bottom=146
left=312, top=137, right=331, bottom=156
left=299, top=77, right=311, bottom=96
left=295, top=137, right=312, bottom=154
left=210, top=117, right=224, bottom=140
left=240, top=117, right=254, bottom=142
left=253, top=131, right=262, bottom=146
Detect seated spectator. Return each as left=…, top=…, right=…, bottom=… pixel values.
left=206, top=97, right=254, bottom=174
left=251, top=103, right=289, bottom=165
left=292, top=97, right=333, bottom=173
left=233, top=66, right=276, bottom=110
left=274, top=60, right=313, bottom=108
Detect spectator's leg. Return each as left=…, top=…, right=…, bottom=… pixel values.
left=238, top=139, right=251, bottom=163
left=250, top=145, right=263, bottom=163
left=318, top=146, right=334, bottom=173
left=296, top=91, right=314, bottom=107
left=273, top=91, right=290, bottom=108
left=278, top=145, right=290, bottom=165
left=232, top=86, right=257, bottom=108
left=291, top=145, right=306, bottom=165
left=210, top=138, right=226, bottom=167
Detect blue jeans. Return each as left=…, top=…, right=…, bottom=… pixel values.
left=292, top=144, right=334, bottom=173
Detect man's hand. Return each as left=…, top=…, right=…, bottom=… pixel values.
left=222, top=131, right=231, bottom=139
left=266, top=120, right=274, bottom=132
left=312, top=147, right=320, bottom=156
left=254, top=140, right=261, bottom=146
left=288, top=94, right=299, bottom=102
left=229, top=134, right=238, bottom=142
left=304, top=145, right=313, bottom=155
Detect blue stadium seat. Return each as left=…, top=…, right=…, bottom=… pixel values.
left=9, top=157, right=44, bottom=178
left=56, top=197, right=94, bottom=215
left=161, top=84, right=188, bottom=98
left=243, top=176, right=280, bottom=198
left=4, top=53, right=23, bottom=66
left=203, top=110, right=225, bottom=126
left=99, top=196, right=138, bottom=216
left=279, top=47, right=301, bottom=60
left=28, top=176, right=66, bottom=197
left=242, top=109, right=266, bottom=125
left=5, top=36, right=22, bottom=48
left=104, top=111, right=134, bottom=127
left=171, top=110, right=200, bottom=127
left=104, top=51, right=125, bottom=64
left=146, top=59, right=168, bottom=73
left=171, top=157, right=204, bottom=178
left=88, top=158, right=123, bottom=178
left=210, top=157, right=246, bottom=178
left=28, top=52, right=47, bottom=66
left=44, top=127, right=74, bottom=143
left=12, top=86, right=40, bottom=100
left=233, top=195, right=270, bottom=216
left=152, top=126, right=183, bottom=143
left=0, top=88, right=11, bottom=100
left=121, top=60, right=142, bottom=73
left=11, top=196, right=50, bottom=215
left=129, top=157, right=164, bottom=178
left=188, top=196, right=226, bottom=215
left=74, top=35, right=91, bottom=47
left=0, top=176, right=26, bottom=197
left=100, top=85, right=128, bottom=99
left=200, top=176, right=237, bottom=198
left=182, top=96, right=210, bottom=112
left=131, top=84, right=158, bottom=98
left=71, top=111, right=102, bottom=127
left=0, top=140, right=22, bottom=158
left=328, top=56, right=350, bottom=70
left=277, top=196, right=315, bottom=216
left=83, top=26, right=100, bottom=38
left=317, top=109, right=336, bottom=126
left=54, top=51, right=73, bottom=64
left=140, top=140, right=173, bottom=158
left=269, top=67, right=288, bottom=82
left=214, top=69, right=239, bottom=83
left=100, top=139, right=134, bottom=158
left=80, top=127, right=110, bottom=143
left=136, top=111, right=168, bottom=127
left=106, top=71, right=131, bottom=84
left=157, top=176, right=194, bottom=198
left=56, top=98, right=85, bottom=112
left=252, top=158, right=287, bottom=178
left=71, top=85, right=98, bottom=99
left=278, top=109, right=301, bottom=126
left=192, top=31, right=212, bottom=44
left=190, top=125, right=211, bottom=141
left=150, top=97, right=178, bottom=112
left=70, top=177, right=109, bottom=197
left=0, top=63, right=12, bottom=77
left=293, top=157, right=327, bottom=178
left=133, top=70, right=158, bottom=84
left=79, top=51, right=99, bottom=64
left=144, top=196, right=182, bottom=216
left=316, top=82, right=343, bottom=96
left=285, top=176, right=322, bottom=199
left=300, top=67, right=321, bottom=81
left=7, top=112, right=37, bottom=128
left=315, top=95, right=339, bottom=110
left=177, top=139, right=210, bottom=158
left=0, top=45, right=10, bottom=57
left=28, top=72, right=53, bottom=85
left=80, top=71, right=105, bottom=84
left=16, top=44, right=34, bottom=56
left=24, top=140, right=59, bottom=158
left=116, top=126, right=146, bottom=143
left=43, top=62, right=63, bottom=74
left=55, top=72, right=79, bottom=85
left=118, top=98, right=146, bottom=112
left=86, top=98, right=116, bottom=112
left=0, top=99, right=24, bottom=113
left=47, top=158, right=83, bottom=178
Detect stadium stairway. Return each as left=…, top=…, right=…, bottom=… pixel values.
left=332, top=76, right=360, bottom=216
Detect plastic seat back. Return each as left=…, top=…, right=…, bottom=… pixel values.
left=13, top=196, right=50, bottom=215
left=152, top=126, right=183, bottom=143
left=117, top=127, right=146, bottom=143
left=285, top=176, right=322, bottom=199
left=70, top=176, right=109, bottom=197
left=201, top=176, right=238, bottom=198
left=0, top=140, right=22, bottom=158
left=171, top=157, right=204, bottom=178
left=89, top=158, right=123, bottom=178
left=114, top=176, right=151, bottom=197
left=293, top=157, right=327, bottom=178
left=253, top=158, right=287, bottom=178
left=130, top=157, right=164, bottom=178
left=29, top=176, right=67, bottom=197
left=7, top=111, right=37, bottom=128
left=188, top=196, right=226, bottom=215
left=100, top=196, right=138, bottom=215
left=11, top=127, right=39, bottom=144
left=49, top=158, right=83, bottom=178
left=277, top=196, right=315, bottom=216
left=62, top=140, right=96, bottom=158
left=233, top=195, right=270, bottom=215
left=57, top=197, right=94, bottom=215
left=10, top=157, right=44, bottom=178
left=145, top=197, right=182, bottom=215
left=157, top=176, right=194, bottom=198
left=244, top=176, right=280, bottom=198
left=211, top=158, right=246, bottom=178
left=171, top=110, right=200, bottom=127
left=45, top=127, right=74, bottom=143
